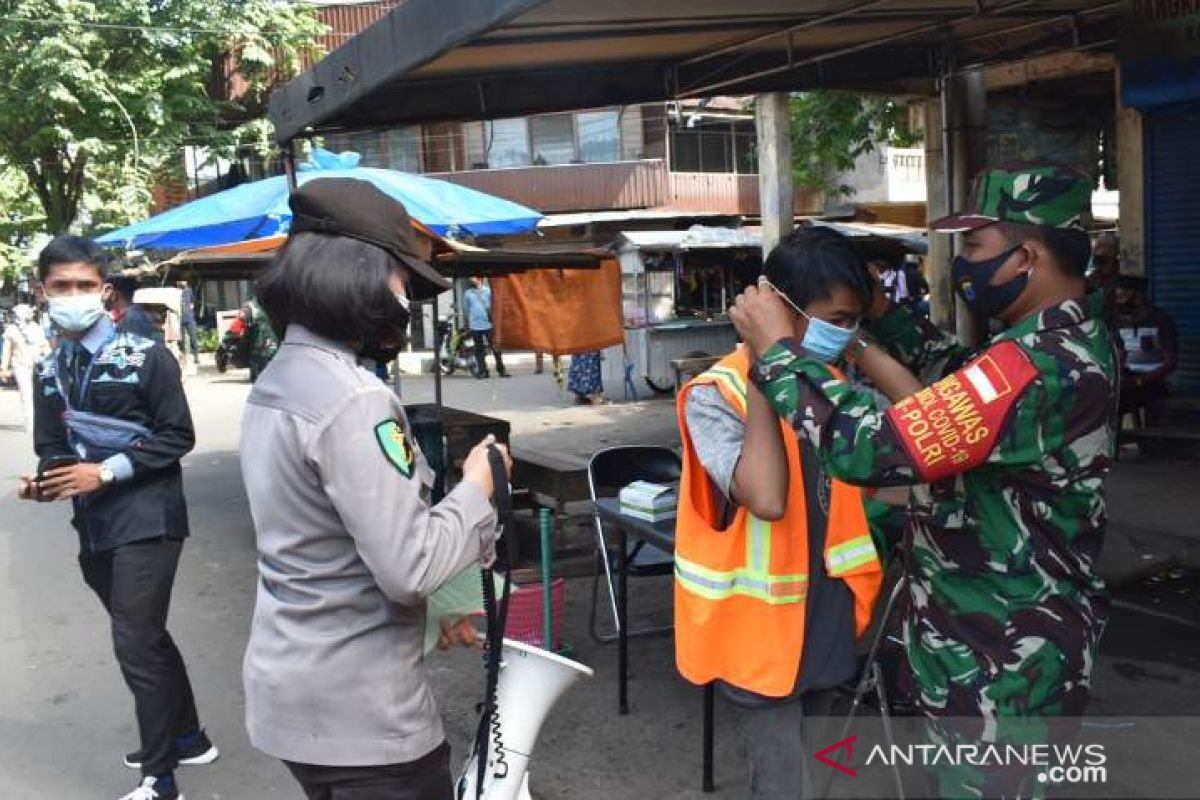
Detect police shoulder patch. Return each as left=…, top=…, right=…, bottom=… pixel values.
left=374, top=419, right=415, bottom=479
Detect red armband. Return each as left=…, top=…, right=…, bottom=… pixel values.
left=885, top=340, right=1038, bottom=482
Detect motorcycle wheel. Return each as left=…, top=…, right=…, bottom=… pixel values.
left=439, top=345, right=457, bottom=376
left=215, top=349, right=228, bottom=373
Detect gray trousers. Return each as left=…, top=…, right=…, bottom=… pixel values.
left=742, top=688, right=841, bottom=800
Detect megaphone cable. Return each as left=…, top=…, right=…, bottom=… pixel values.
left=473, top=444, right=518, bottom=800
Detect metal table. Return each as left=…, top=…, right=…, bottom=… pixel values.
left=594, top=497, right=716, bottom=793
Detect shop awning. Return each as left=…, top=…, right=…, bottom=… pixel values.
left=269, top=0, right=1120, bottom=143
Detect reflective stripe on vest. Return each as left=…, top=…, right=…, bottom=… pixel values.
left=675, top=512, right=809, bottom=605
left=825, top=534, right=878, bottom=576
left=701, top=365, right=748, bottom=414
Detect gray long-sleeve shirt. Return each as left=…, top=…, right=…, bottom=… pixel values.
left=240, top=324, right=497, bottom=767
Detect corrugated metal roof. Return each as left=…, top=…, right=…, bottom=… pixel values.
left=618, top=226, right=761, bottom=251
left=539, top=209, right=738, bottom=228
left=270, top=0, right=1119, bottom=141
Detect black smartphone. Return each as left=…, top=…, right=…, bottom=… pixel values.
left=37, top=455, right=79, bottom=484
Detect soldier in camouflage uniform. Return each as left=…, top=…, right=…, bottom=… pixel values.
left=247, top=298, right=278, bottom=382
left=731, top=165, right=1117, bottom=795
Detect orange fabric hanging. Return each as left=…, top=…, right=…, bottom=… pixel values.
left=490, top=258, right=624, bottom=356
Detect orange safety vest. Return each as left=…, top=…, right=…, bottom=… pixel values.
left=674, top=347, right=883, bottom=697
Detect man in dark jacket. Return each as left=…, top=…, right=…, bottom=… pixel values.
left=18, top=236, right=216, bottom=800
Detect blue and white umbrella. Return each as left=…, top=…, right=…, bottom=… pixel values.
left=97, top=149, right=543, bottom=249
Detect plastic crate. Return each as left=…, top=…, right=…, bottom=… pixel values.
left=503, top=578, right=565, bottom=649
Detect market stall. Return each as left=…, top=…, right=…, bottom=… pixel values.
left=601, top=222, right=928, bottom=396
left=604, top=226, right=761, bottom=394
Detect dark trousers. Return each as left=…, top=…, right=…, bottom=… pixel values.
left=180, top=320, right=200, bottom=363
left=471, top=330, right=506, bottom=376
left=284, top=741, right=453, bottom=800
left=79, top=538, right=200, bottom=777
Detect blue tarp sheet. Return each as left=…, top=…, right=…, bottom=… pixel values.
left=1121, top=58, right=1200, bottom=110
left=97, top=151, right=543, bottom=249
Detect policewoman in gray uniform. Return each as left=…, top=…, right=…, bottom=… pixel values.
left=239, top=179, right=511, bottom=799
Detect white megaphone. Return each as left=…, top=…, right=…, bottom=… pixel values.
left=457, top=638, right=593, bottom=800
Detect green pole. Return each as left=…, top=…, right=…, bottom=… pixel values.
left=538, top=507, right=554, bottom=651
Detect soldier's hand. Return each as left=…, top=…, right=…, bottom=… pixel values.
left=731, top=282, right=795, bottom=357
left=462, top=435, right=512, bottom=499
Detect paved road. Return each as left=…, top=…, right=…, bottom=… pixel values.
left=1, top=362, right=1198, bottom=799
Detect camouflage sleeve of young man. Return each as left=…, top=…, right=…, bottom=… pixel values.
left=865, top=302, right=972, bottom=386
left=750, top=336, right=1043, bottom=487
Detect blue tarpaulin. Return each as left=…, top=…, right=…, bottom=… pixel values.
left=1121, top=58, right=1200, bottom=110
left=97, top=150, right=543, bottom=249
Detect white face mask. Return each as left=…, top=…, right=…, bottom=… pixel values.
left=48, top=293, right=106, bottom=333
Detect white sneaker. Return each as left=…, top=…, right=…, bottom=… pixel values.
left=118, top=776, right=183, bottom=800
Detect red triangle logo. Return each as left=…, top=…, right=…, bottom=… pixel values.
left=814, top=734, right=858, bottom=777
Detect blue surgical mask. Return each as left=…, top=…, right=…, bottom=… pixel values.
left=801, top=315, right=859, bottom=363
left=48, top=293, right=106, bottom=333
left=760, top=278, right=860, bottom=363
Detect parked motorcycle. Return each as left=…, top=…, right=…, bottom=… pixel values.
left=215, top=332, right=253, bottom=374
left=438, top=318, right=482, bottom=377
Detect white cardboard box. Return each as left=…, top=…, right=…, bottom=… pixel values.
left=619, top=480, right=678, bottom=522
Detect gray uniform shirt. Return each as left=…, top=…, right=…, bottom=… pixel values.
left=684, top=385, right=856, bottom=702
left=240, top=325, right=498, bottom=767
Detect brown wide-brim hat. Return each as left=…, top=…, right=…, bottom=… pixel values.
left=288, top=177, right=452, bottom=300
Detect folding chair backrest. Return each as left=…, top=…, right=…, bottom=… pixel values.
left=588, top=446, right=682, bottom=503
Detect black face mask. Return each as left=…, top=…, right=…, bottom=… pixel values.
left=951, top=244, right=1029, bottom=320
left=357, top=294, right=410, bottom=365
left=358, top=341, right=404, bottom=364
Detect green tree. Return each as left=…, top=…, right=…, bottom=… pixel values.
left=0, top=164, right=44, bottom=287
left=0, top=0, right=324, bottom=234
left=789, top=91, right=922, bottom=197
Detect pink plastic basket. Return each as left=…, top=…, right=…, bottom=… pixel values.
left=503, top=578, right=566, bottom=649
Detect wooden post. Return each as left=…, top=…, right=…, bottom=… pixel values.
left=755, top=93, right=794, bottom=257
left=923, top=96, right=955, bottom=330
left=1115, top=66, right=1145, bottom=277
left=946, top=70, right=988, bottom=347
left=284, top=139, right=299, bottom=193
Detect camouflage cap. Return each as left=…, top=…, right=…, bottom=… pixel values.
left=930, top=164, right=1092, bottom=233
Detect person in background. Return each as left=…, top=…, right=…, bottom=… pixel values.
left=241, top=178, right=510, bottom=800
left=17, top=235, right=215, bottom=800
left=873, top=257, right=909, bottom=303
left=0, top=303, right=50, bottom=432
left=676, top=227, right=883, bottom=799
left=566, top=351, right=604, bottom=405
left=105, top=274, right=160, bottom=339
left=902, top=255, right=930, bottom=315
left=246, top=298, right=279, bottom=383
left=1089, top=232, right=1121, bottom=328
left=177, top=280, right=200, bottom=371
left=1117, top=274, right=1178, bottom=427
left=463, top=275, right=509, bottom=379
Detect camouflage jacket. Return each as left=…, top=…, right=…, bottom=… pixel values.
left=750, top=294, right=1118, bottom=721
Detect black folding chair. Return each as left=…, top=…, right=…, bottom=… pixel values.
left=587, top=445, right=679, bottom=643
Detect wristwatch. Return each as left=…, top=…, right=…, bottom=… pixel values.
left=99, top=466, right=116, bottom=486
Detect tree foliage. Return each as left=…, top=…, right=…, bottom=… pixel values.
left=0, top=0, right=324, bottom=236
left=789, top=91, right=923, bottom=197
